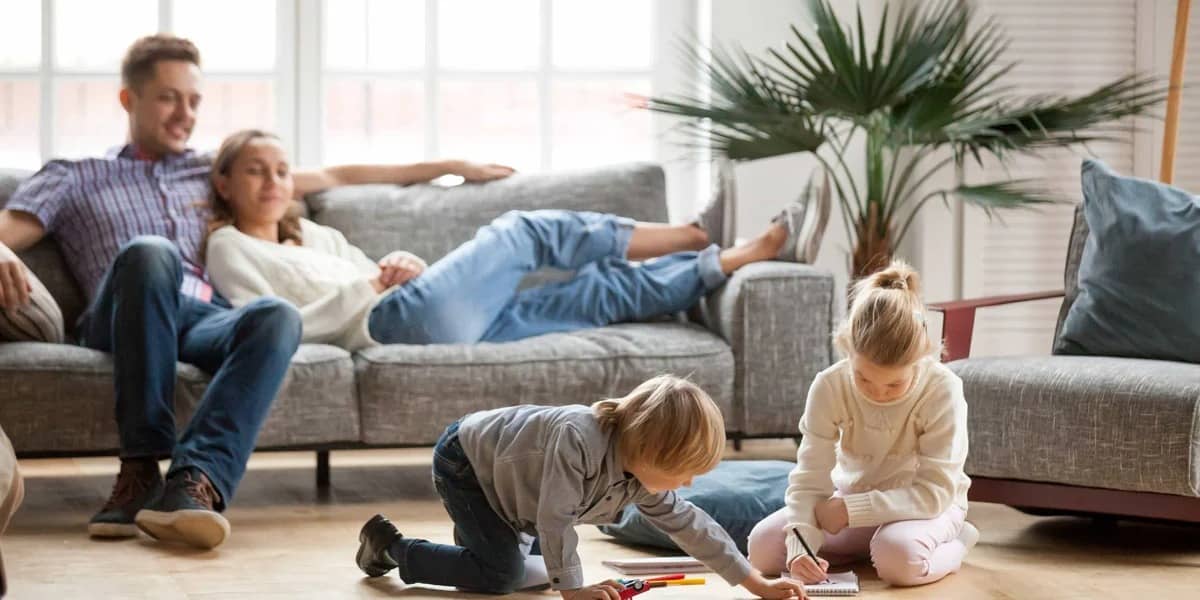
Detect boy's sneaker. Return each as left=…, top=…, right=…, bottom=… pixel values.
left=694, top=158, right=738, bottom=249
left=135, top=468, right=230, bottom=550
left=88, top=458, right=163, bottom=538
left=357, top=513, right=402, bottom=577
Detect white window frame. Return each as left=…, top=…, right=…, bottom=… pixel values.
left=295, top=0, right=698, bottom=216
left=5, top=0, right=699, bottom=215
left=0, top=0, right=294, bottom=165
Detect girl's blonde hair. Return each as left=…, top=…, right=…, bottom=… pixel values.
left=592, top=375, right=725, bottom=475
left=202, top=129, right=303, bottom=259
left=835, top=259, right=937, bottom=367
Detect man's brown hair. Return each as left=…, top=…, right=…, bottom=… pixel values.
left=120, top=35, right=201, bottom=92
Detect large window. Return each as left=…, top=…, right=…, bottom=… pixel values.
left=319, top=0, right=654, bottom=172
left=0, top=0, right=282, bottom=167
left=1, top=0, right=680, bottom=187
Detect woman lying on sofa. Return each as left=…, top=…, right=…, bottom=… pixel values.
left=203, top=129, right=809, bottom=350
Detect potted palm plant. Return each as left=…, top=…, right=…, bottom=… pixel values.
left=644, top=0, right=1164, bottom=278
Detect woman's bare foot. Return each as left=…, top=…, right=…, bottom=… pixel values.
left=718, top=223, right=787, bottom=274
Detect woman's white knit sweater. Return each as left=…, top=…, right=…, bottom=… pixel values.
left=205, top=219, right=408, bottom=351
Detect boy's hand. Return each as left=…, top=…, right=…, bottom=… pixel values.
left=788, top=555, right=830, bottom=585
left=741, top=571, right=806, bottom=599
left=815, top=497, right=849, bottom=534
left=560, top=579, right=625, bottom=600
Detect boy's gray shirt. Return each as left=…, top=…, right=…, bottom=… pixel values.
left=458, top=404, right=754, bottom=591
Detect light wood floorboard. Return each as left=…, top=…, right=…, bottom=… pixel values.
left=6, top=441, right=1199, bottom=598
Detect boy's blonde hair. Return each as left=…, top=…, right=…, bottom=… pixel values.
left=592, top=375, right=725, bottom=475
left=835, top=259, right=937, bottom=367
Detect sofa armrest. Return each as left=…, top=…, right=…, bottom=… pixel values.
left=929, top=290, right=1064, bottom=362
left=693, top=261, right=835, bottom=436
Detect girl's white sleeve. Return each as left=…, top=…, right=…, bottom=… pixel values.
left=783, top=373, right=841, bottom=564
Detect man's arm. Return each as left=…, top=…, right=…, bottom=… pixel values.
left=0, top=210, right=48, bottom=309
left=291, top=160, right=515, bottom=199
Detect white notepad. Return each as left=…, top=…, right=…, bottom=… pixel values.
left=600, top=556, right=708, bottom=575
left=783, top=571, right=860, bottom=596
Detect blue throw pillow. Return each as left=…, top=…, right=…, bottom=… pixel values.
left=597, top=460, right=792, bottom=554
left=1055, top=159, right=1200, bottom=363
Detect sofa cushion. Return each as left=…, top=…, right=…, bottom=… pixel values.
left=0, top=342, right=359, bottom=453
left=304, top=162, right=668, bottom=263
left=949, top=355, right=1200, bottom=497
left=1055, top=159, right=1200, bottom=362
left=354, top=322, right=735, bottom=445
left=176, top=344, right=361, bottom=448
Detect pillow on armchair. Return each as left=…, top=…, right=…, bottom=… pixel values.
left=0, top=244, right=64, bottom=343
left=597, top=460, right=792, bottom=554
left=1054, top=159, right=1200, bottom=363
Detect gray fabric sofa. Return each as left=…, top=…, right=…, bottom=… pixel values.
left=932, top=205, right=1200, bottom=522
left=0, top=163, right=835, bottom=473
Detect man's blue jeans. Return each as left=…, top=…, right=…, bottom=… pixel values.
left=367, top=210, right=727, bottom=344
left=77, top=236, right=301, bottom=508
left=390, top=421, right=532, bottom=593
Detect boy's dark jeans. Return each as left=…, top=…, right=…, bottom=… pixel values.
left=392, top=421, right=533, bottom=594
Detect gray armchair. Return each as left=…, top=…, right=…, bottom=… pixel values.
left=931, top=205, right=1200, bottom=523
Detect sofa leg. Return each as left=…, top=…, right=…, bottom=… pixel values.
left=733, top=439, right=743, bottom=452
left=316, top=450, right=331, bottom=490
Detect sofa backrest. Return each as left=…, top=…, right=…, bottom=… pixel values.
left=1053, top=203, right=1088, bottom=347
left=0, top=162, right=668, bottom=329
left=304, top=162, right=668, bottom=262
left=0, top=169, right=89, bottom=329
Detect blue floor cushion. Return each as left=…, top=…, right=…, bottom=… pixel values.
left=598, top=459, right=793, bottom=554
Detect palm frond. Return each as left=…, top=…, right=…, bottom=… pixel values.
left=645, top=42, right=827, bottom=160
left=952, top=180, right=1061, bottom=215
left=936, top=75, right=1166, bottom=160
left=768, top=0, right=963, bottom=119
left=894, top=179, right=1061, bottom=244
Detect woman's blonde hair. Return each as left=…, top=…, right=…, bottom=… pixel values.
left=834, top=259, right=937, bottom=367
left=592, top=375, right=725, bottom=475
left=203, top=129, right=303, bottom=258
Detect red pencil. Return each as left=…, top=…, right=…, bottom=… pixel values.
left=644, top=574, right=686, bottom=583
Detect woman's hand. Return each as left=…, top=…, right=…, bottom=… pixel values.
left=815, top=497, right=849, bottom=535
left=741, top=571, right=806, bottom=599
left=452, top=161, right=516, bottom=183
left=559, top=579, right=625, bottom=600
left=787, top=555, right=830, bottom=585
left=376, top=251, right=426, bottom=288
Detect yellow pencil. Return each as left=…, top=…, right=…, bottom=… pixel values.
left=648, top=577, right=706, bottom=587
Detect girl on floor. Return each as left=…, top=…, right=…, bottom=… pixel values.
left=747, top=261, right=978, bottom=587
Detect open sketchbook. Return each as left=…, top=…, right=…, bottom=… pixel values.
left=782, top=571, right=860, bottom=596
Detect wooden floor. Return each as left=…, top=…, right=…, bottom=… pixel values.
left=5, top=441, right=1199, bottom=599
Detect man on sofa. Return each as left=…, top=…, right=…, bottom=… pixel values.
left=0, top=34, right=513, bottom=550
